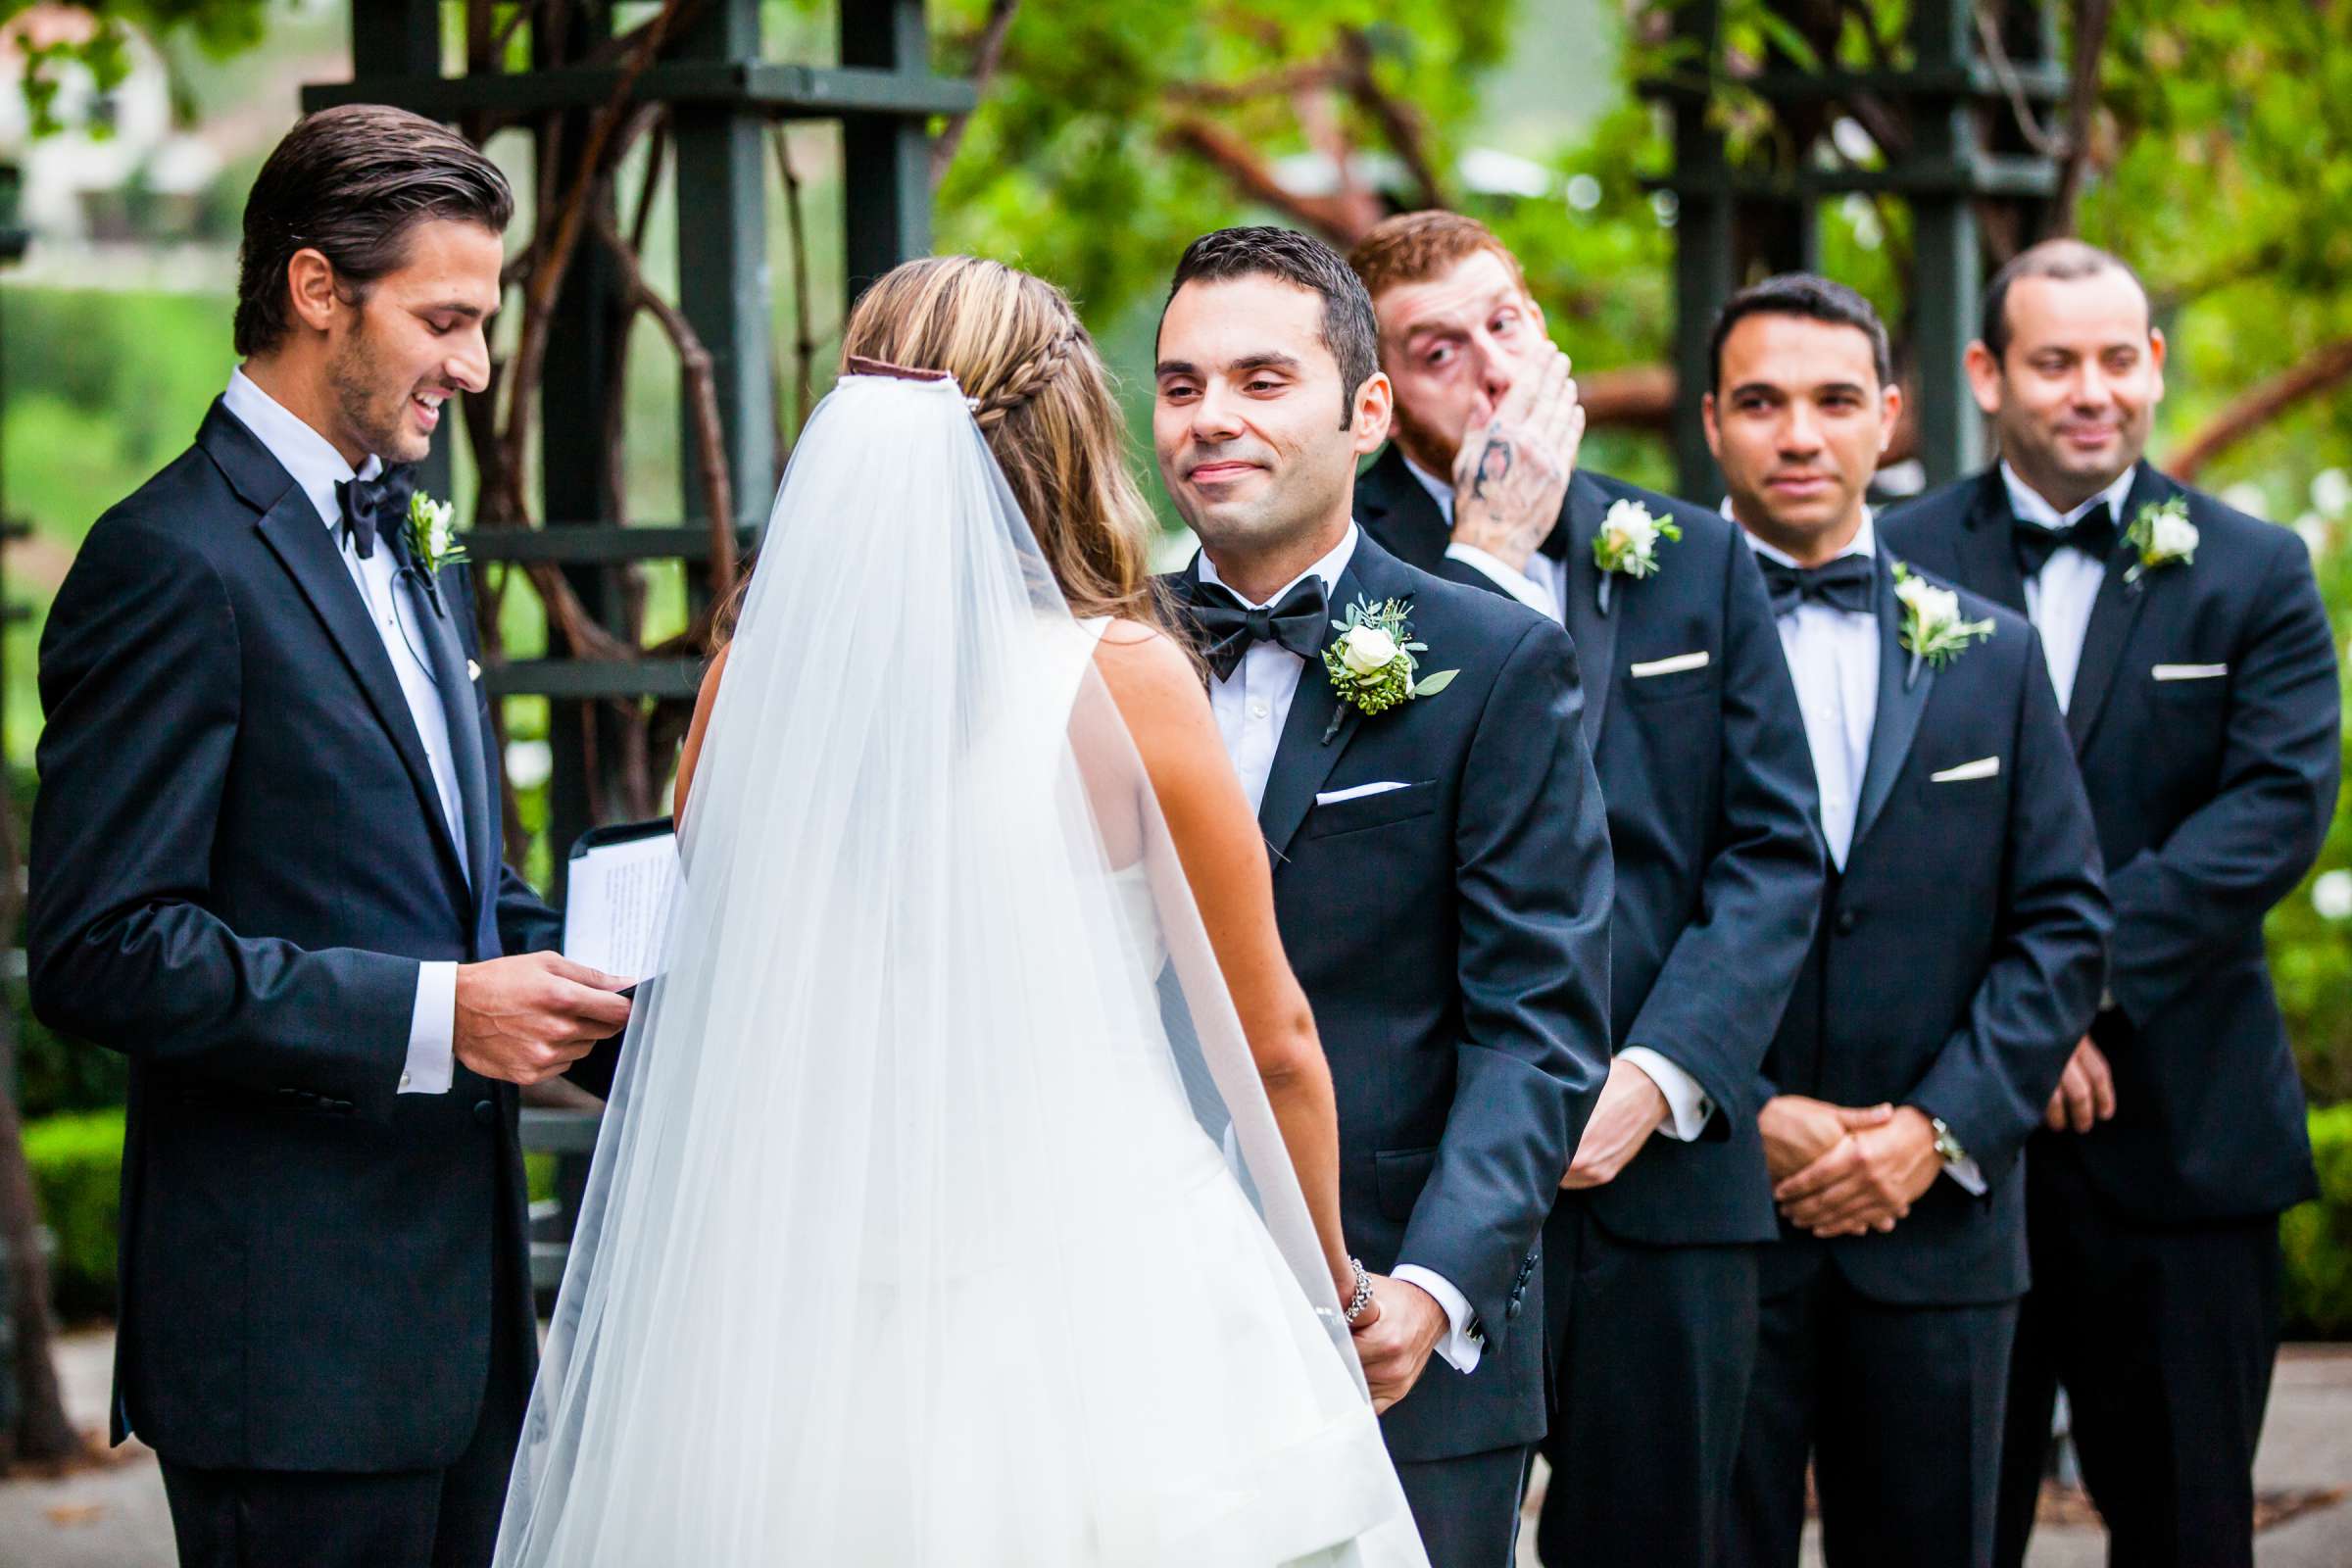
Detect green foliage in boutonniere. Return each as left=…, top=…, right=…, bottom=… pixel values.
left=405, top=490, right=466, bottom=613
left=2123, top=496, right=2198, bottom=587
left=1320, top=595, right=1459, bottom=742
left=1591, top=497, right=1682, bottom=614
left=1893, top=562, right=1995, bottom=687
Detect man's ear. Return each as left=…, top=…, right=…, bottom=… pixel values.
left=1962, top=340, right=2002, bottom=418
left=1700, top=390, right=1721, bottom=459
left=1351, top=370, right=1395, bottom=455
left=2147, top=326, right=2168, bottom=405
left=1880, top=382, right=1904, bottom=454
left=285, top=247, right=342, bottom=335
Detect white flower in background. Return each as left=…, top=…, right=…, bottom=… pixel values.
left=2312, top=468, right=2352, bottom=519
left=2313, top=868, right=2352, bottom=922
left=506, top=739, right=554, bottom=792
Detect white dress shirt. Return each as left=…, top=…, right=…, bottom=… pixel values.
left=2002, top=462, right=2135, bottom=712
left=1198, top=525, right=1485, bottom=1372
left=1736, top=505, right=1985, bottom=1194
left=1740, top=510, right=1880, bottom=873
left=1399, top=455, right=1717, bottom=1141
left=220, top=369, right=463, bottom=1096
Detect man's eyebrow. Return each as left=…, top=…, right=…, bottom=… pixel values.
left=416, top=301, right=491, bottom=319
left=1154, top=359, right=1199, bottom=378
left=1230, top=353, right=1302, bottom=374
left=1727, top=380, right=1788, bottom=399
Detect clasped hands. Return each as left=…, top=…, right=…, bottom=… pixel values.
left=1759, top=1096, right=1940, bottom=1238
left=1348, top=1272, right=1447, bottom=1416
left=454, top=952, right=634, bottom=1086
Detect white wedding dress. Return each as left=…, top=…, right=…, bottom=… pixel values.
left=491, top=372, right=1426, bottom=1565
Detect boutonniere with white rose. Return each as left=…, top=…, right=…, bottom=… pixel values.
left=1320, top=595, right=1459, bottom=743
left=405, top=489, right=467, bottom=615
left=1892, top=563, right=1994, bottom=689
left=2122, top=496, right=2197, bottom=589
left=1591, top=497, right=1682, bottom=614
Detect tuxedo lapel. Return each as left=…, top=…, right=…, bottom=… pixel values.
left=403, top=565, right=497, bottom=917
left=1559, top=473, right=1618, bottom=746
left=1960, top=467, right=2032, bottom=615
left=1851, top=552, right=1936, bottom=855
left=2063, top=463, right=2168, bottom=752
left=1256, top=551, right=1369, bottom=863
left=210, top=404, right=475, bottom=917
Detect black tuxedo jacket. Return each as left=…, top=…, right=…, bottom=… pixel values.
left=27, top=400, right=606, bottom=1471
left=1167, top=531, right=1612, bottom=1463
left=1882, top=465, right=2339, bottom=1221
left=1761, top=554, right=2110, bottom=1305
left=1358, top=447, right=1824, bottom=1248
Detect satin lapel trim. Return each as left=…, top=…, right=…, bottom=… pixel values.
left=1257, top=555, right=1370, bottom=864
left=1962, top=468, right=2032, bottom=614
left=2064, top=464, right=2168, bottom=752
left=1851, top=553, right=1935, bottom=855
left=1559, top=473, right=1618, bottom=746
left=255, top=494, right=473, bottom=909
left=409, top=573, right=497, bottom=907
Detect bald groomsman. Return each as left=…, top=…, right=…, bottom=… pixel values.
left=1882, top=240, right=2341, bottom=1568
left=1348, top=212, right=1824, bottom=1568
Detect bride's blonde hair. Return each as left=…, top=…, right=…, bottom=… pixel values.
left=836, top=255, right=1169, bottom=629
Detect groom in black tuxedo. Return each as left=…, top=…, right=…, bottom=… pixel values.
left=1154, top=227, right=1613, bottom=1568
left=1705, top=277, right=2110, bottom=1568
left=1345, top=213, right=1825, bottom=1567
left=1880, top=241, right=2342, bottom=1568
left=27, top=107, right=630, bottom=1568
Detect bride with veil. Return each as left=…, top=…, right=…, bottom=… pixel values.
left=491, top=256, right=1427, bottom=1565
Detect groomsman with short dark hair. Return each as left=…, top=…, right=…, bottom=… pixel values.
left=1707, top=274, right=2110, bottom=1568
left=1345, top=213, right=1825, bottom=1567
left=1881, top=239, right=2342, bottom=1568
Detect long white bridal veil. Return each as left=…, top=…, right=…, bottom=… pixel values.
left=493, top=370, right=1424, bottom=1565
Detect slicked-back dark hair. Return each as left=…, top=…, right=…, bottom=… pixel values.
left=1980, top=239, right=2149, bottom=363
left=234, top=104, right=514, bottom=359
left=1708, top=272, right=1892, bottom=393
left=1164, top=225, right=1380, bottom=428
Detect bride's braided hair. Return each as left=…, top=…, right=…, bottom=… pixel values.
left=968, top=326, right=1080, bottom=430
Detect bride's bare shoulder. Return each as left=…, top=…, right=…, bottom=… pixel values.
left=1089, top=617, right=1204, bottom=711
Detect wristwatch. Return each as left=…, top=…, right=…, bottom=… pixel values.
left=1929, top=1115, right=1968, bottom=1167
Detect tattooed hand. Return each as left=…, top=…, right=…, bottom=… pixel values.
left=1447, top=344, right=1584, bottom=573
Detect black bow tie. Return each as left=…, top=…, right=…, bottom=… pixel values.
left=1186, top=575, right=1331, bottom=682
left=1759, top=554, right=1875, bottom=618
left=2012, top=504, right=2120, bottom=580
left=335, top=467, right=413, bottom=561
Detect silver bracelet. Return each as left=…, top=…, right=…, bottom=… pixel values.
left=1342, top=1257, right=1375, bottom=1324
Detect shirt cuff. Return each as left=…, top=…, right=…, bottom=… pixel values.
left=1444, top=542, right=1559, bottom=620
left=1391, top=1265, right=1483, bottom=1375
left=1942, top=1153, right=1988, bottom=1197
left=400, top=960, right=458, bottom=1095
left=1617, top=1047, right=1715, bottom=1142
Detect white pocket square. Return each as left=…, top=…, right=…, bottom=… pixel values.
left=466, top=659, right=482, bottom=683
left=1315, top=781, right=1409, bottom=806
left=1629, top=651, right=1710, bottom=678
left=1931, top=757, right=2001, bottom=783
left=2151, top=662, right=2228, bottom=681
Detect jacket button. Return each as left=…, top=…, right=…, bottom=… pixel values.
left=1505, top=1298, right=1523, bottom=1321
left=1835, top=908, right=1857, bottom=936
left=473, top=1099, right=495, bottom=1126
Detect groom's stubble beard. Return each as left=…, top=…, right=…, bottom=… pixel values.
left=1171, top=439, right=1357, bottom=579
left=327, top=302, right=427, bottom=466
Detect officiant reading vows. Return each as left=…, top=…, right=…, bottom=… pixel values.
left=26, top=106, right=630, bottom=1568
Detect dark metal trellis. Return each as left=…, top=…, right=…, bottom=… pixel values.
left=306, top=0, right=971, bottom=883
left=1655, top=0, right=2068, bottom=500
